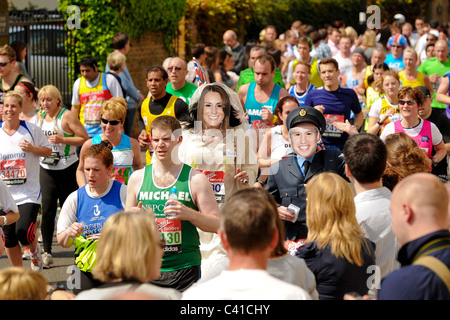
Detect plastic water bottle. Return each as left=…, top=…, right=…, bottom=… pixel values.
left=165, top=187, right=178, bottom=217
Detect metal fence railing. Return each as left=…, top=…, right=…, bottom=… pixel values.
left=8, top=10, right=75, bottom=107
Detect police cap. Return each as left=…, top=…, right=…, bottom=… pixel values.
left=286, top=106, right=326, bottom=134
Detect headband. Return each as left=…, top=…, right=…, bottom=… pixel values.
left=17, top=82, right=33, bottom=96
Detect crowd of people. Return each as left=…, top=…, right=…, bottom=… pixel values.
left=0, top=14, right=449, bottom=301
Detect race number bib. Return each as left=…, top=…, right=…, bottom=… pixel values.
left=323, top=114, right=345, bottom=138
left=156, top=218, right=182, bottom=254
left=83, top=103, right=101, bottom=126
left=1, top=159, right=27, bottom=185
left=199, top=170, right=226, bottom=203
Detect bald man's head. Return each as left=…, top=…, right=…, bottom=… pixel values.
left=391, top=173, right=448, bottom=246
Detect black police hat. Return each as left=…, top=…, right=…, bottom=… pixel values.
left=286, top=106, right=326, bottom=134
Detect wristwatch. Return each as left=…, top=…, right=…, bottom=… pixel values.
left=432, top=158, right=438, bottom=167
left=377, top=120, right=384, bottom=126
left=255, top=179, right=265, bottom=186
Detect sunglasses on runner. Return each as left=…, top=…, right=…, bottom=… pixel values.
left=100, top=118, right=121, bottom=125
left=398, top=100, right=416, bottom=105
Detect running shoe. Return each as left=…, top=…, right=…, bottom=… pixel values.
left=42, top=252, right=54, bottom=269
left=30, top=245, right=43, bottom=271
left=22, top=247, right=31, bottom=260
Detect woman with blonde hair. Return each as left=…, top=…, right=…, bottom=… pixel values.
left=37, top=84, right=89, bottom=268
left=295, top=172, right=376, bottom=300
left=76, top=97, right=143, bottom=187
left=0, top=267, right=48, bottom=300
left=367, top=70, right=401, bottom=135
left=399, top=47, right=433, bottom=93
left=75, top=210, right=180, bottom=300
left=382, top=132, right=431, bottom=191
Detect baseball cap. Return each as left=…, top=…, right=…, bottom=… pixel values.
left=387, top=34, right=408, bottom=49
left=286, top=106, right=326, bottom=134
left=352, top=47, right=365, bottom=57
left=394, top=14, right=406, bottom=24
left=417, top=86, right=431, bottom=98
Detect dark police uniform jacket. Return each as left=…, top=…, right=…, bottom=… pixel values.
left=265, top=149, right=346, bottom=241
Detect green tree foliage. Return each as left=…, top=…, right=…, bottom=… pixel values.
left=58, top=0, right=186, bottom=82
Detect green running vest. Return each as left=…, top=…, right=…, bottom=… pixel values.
left=137, top=164, right=201, bottom=271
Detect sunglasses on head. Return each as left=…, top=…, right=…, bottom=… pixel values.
left=398, top=100, right=416, bottom=105
left=0, top=62, right=10, bottom=67
left=100, top=118, right=121, bottom=125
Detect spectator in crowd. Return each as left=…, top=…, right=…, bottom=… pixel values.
left=182, top=188, right=312, bottom=300
left=343, top=133, right=400, bottom=298
left=0, top=267, right=75, bottom=300
left=332, top=36, right=353, bottom=76
left=266, top=106, right=346, bottom=247
left=0, top=44, right=33, bottom=108
left=214, top=50, right=237, bottom=90
left=256, top=95, right=298, bottom=187
left=166, top=57, right=198, bottom=106
left=295, top=172, right=376, bottom=300
left=9, top=40, right=31, bottom=80
left=186, top=43, right=205, bottom=85
left=222, top=30, right=245, bottom=75
left=382, top=132, right=431, bottom=191
left=75, top=210, right=181, bottom=300
left=378, top=173, right=450, bottom=300
left=327, top=27, right=341, bottom=57
left=106, top=32, right=144, bottom=136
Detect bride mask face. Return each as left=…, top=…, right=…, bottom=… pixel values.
left=202, top=91, right=226, bottom=130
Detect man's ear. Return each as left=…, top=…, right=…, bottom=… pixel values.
left=268, top=228, right=279, bottom=250
left=218, top=229, right=230, bottom=251
left=344, top=163, right=352, bottom=179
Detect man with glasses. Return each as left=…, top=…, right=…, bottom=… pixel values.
left=222, top=30, right=245, bottom=75
left=137, top=66, right=189, bottom=165
left=385, top=34, right=407, bottom=73
left=71, top=56, right=123, bottom=138
left=418, top=30, right=439, bottom=65
left=0, top=45, right=32, bottom=113
left=265, top=106, right=346, bottom=248
left=165, top=57, right=197, bottom=106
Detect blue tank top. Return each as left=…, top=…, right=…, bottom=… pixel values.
left=289, top=84, right=316, bottom=106
left=345, top=70, right=360, bottom=89
left=244, top=82, right=281, bottom=124
left=76, top=180, right=124, bottom=239
left=92, top=133, right=134, bottom=184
